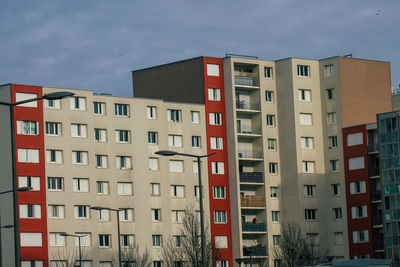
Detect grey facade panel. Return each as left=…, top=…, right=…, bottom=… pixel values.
left=132, top=57, right=205, bottom=104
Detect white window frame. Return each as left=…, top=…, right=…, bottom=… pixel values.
left=213, top=186, right=226, bottom=199
left=19, top=204, right=41, bottom=219
left=170, top=185, right=185, bottom=198
left=45, top=122, right=61, bottom=136
left=73, top=178, right=89, bottom=192
left=302, top=161, right=315, bottom=173
left=17, top=121, right=38, bottom=135
left=70, top=97, right=86, bottom=111
left=48, top=205, right=65, bottom=219
left=208, top=88, right=221, bottom=101
left=210, top=137, right=223, bottom=150
left=297, top=65, right=310, bottom=77
left=214, top=211, right=227, bottom=224
left=94, top=129, right=107, bottom=142
left=18, top=149, right=40, bottom=163
left=301, top=137, right=314, bottom=149
left=298, top=89, right=311, bottom=101
left=167, top=109, right=181, bottom=122
left=211, top=162, right=225, bottom=175
left=116, top=156, right=132, bottom=169
left=265, top=91, right=274, bottom=103
left=149, top=158, right=159, bottom=171
left=117, top=182, right=133, bottom=195
left=191, top=111, right=200, bottom=123
left=266, top=115, right=275, bottom=126
left=209, top=112, right=222, bottom=126
left=168, top=135, right=183, bottom=147
left=93, top=102, right=105, bottom=115
left=95, top=155, right=108, bottom=168
left=19, top=176, right=40, bottom=191
left=147, top=106, right=157, bottom=119
left=114, top=103, right=129, bottom=117
left=72, top=151, right=88, bottom=165
left=169, top=160, right=183, bottom=173
left=71, top=124, right=87, bottom=138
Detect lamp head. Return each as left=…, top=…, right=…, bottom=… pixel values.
left=59, top=233, right=69, bottom=237
left=90, top=206, right=105, bottom=211
left=43, top=91, right=75, bottom=100
left=155, top=150, right=177, bottom=156
left=1, top=224, right=14, bottom=229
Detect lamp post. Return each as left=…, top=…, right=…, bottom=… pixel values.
left=0, top=90, right=74, bottom=267
left=59, top=233, right=87, bottom=267
left=0, top=187, right=33, bottom=195
left=155, top=150, right=216, bottom=267
left=90, top=206, right=124, bottom=267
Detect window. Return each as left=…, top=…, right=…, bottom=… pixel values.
left=212, top=162, right=225, bottom=174
left=302, top=161, right=315, bottom=173
left=73, top=233, right=91, bottom=247
left=208, top=88, right=221, bottom=101
left=272, top=211, right=279, bottom=222
left=115, top=103, right=129, bottom=117
left=117, top=182, right=133, bottom=195
left=121, top=235, right=135, bottom=248
left=98, top=209, right=110, bottom=221
left=73, top=178, right=89, bottom=192
left=45, top=99, right=60, bottom=109
left=353, top=230, right=369, bottom=243
left=152, top=235, right=162, bottom=247
left=172, top=210, right=185, bottom=223
left=148, top=131, right=158, bottom=144
left=305, top=209, right=317, bottom=220
left=99, top=234, right=111, bottom=247
left=270, top=187, right=278, bottom=198
left=347, top=132, right=363, bottom=146
left=351, top=205, right=368, bottom=219
left=93, top=102, right=105, bottom=115
left=71, top=124, right=87, bottom=138
left=74, top=205, right=89, bottom=219
left=49, top=233, right=65, bottom=246
left=192, top=136, right=201, bottom=148
left=214, top=211, right=227, bottom=223
left=265, top=91, right=274, bottom=102
left=72, top=151, right=88, bottom=165
left=216, top=261, right=229, bottom=267
left=115, top=130, right=130, bottom=143
left=16, top=93, right=38, bottom=107
left=149, top=158, right=159, bottom=171
left=20, top=232, right=42, bottom=247
left=213, top=186, right=226, bottom=199
left=170, top=185, right=185, bottom=197
left=335, top=232, right=344, bottom=244
left=174, top=236, right=183, bottom=248
left=97, top=181, right=109, bottom=195
left=116, top=156, right=132, bottom=169
left=268, top=139, right=276, bottom=150
left=167, top=109, right=181, bottom=122
left=299, top=89, right=311, bottom=101
left=327, top=112, right=336, bottom=125
left=330, top=160, right=339, bottom=172
left=207, top=64, right=220, bottom=76
left=328, top=136, right=338, bottom=148
left=45, top=122, right=61, bottom=136
left=94, top=129, right=107, bottom=142
left=210, top=137, right=223, bottom=150
left=70, top=97, right=86, bottom=111
left=153, top=261, right=162, bottom=267
left=274, top=260, right=282, bottom=267
left=348, top=156, right=365, bottom=170
left=22, top=261, right=44, bottom=267
left=46, top=149, right=62, bottom=164
left=297, top=65, right=310, bottom=77
left=119, top=209, right=134, bottom=221
left=334, top=208, right=343, bottom=220
left=273, top=235, right=281, bottom=246
left=325, top=64, right=334, bottom=77
left=215, top=236, right=228, bottom=248
left=168, top=135, right=182, bottom=147
left=169, top=160, right=183, bottom=173
left=301, top=137, right=314, bottom=149
left=193, top=161, right=199, bottom=173
left=19, top=176, right=40, bottom=191
left=147, top=106, right=157, bottom=119
left=151, top=209, right=161, bottom=222
left=264, top=67, right=273, bottom=78
left=194, top=186, right=200, bottom=198
left=332, top=184, right=340, bottom=196
left=99, top=262, right=112, bottom=267
left=266, top=115, right=275, bottom=126
left=304, top=185, right=316, bottom=197
left=299, top=113, right=312, bottom=125
left=209, top=113, right=222, bottom=125
left=96, top=155, right=108, bottom=168
left=150, top=183, right=160, bottom=196
left=269, top=163, right=278, bottom=174
left=188, top=111, right=200, bottom=124
left=326, top=88, right=335, bottom=100
left=48, top=205, right=64, bottom=219
left=20, top=204, right=41, bottom=219
left=18, top=149, right=40, bottom=163
left=17, top=121, right=38, bottom=135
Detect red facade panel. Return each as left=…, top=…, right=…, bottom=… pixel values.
left=11, top=84, right=48, bottom=265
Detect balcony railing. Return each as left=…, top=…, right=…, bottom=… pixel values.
left=369, top=167, right=380, bottom=177
left=238, top=149, right=263, bottom=159
left=241, top=196, right=265, bottom=207
left=243, top=246, right=268, bottom=256
left=235, top=76, right=257, bottom=87
left=242, top=222, right=267, bottom=232
left=368, top=143, right=379, bottom=152
left=372, top=214, right=383, bottom=226
left=371, top=192, right=382, bottom=202
left=236, top=101, right=260, bottom=111
left=239, top=172, right=264, bottom=183
left=374, top=240, right=385, bottom=251
left=237, top=125, right=261, bottom=135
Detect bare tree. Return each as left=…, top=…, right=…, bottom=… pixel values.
left=273, top=221, right=329, bottom=267
left=112, top=242, right=152, bottom=267
left=160, top=207, right=220, bottom=267
left=50, top=247, right=86, bottom=267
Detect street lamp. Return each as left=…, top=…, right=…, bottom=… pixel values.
left=59, top=233, right=87, bottom=267
left=0, top=187, right=33, bottom=195
left=90, top=206, right=124, bottom=267
left=155, top=150, right=216, bottom=267
left=235, top=258, right=245, bottom=266
left=0, top=90, right=74, bottom=267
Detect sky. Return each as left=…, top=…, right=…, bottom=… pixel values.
left=0, top=0, right=399, bottom=97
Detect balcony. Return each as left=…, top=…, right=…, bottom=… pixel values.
left=242, top=222, right=267, bottom=232
left=239, top=172, right=264, bottom=183
left=235, top=75, right=259, bottom=87
left=238, top=149, right=263, bottom=161
left=237, top=124, right=261, bottom=136
left=241, top=196, right=265, bottom=208
left=371, top=192, right=382, bottom=202
left=372, top=214, right=383, bottom=227
left=243, top=246, right=268, bottom=257
left=236, top=101, right=261, bottom=112
left=369, top=167, right=380, bottom=177
left=368, top=143, right=379, bottom=153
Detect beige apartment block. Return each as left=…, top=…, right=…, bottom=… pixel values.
left=42, top=87, right=210, bottom=266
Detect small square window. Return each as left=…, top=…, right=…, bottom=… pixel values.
left=264, top=67, right=273, bottom=78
